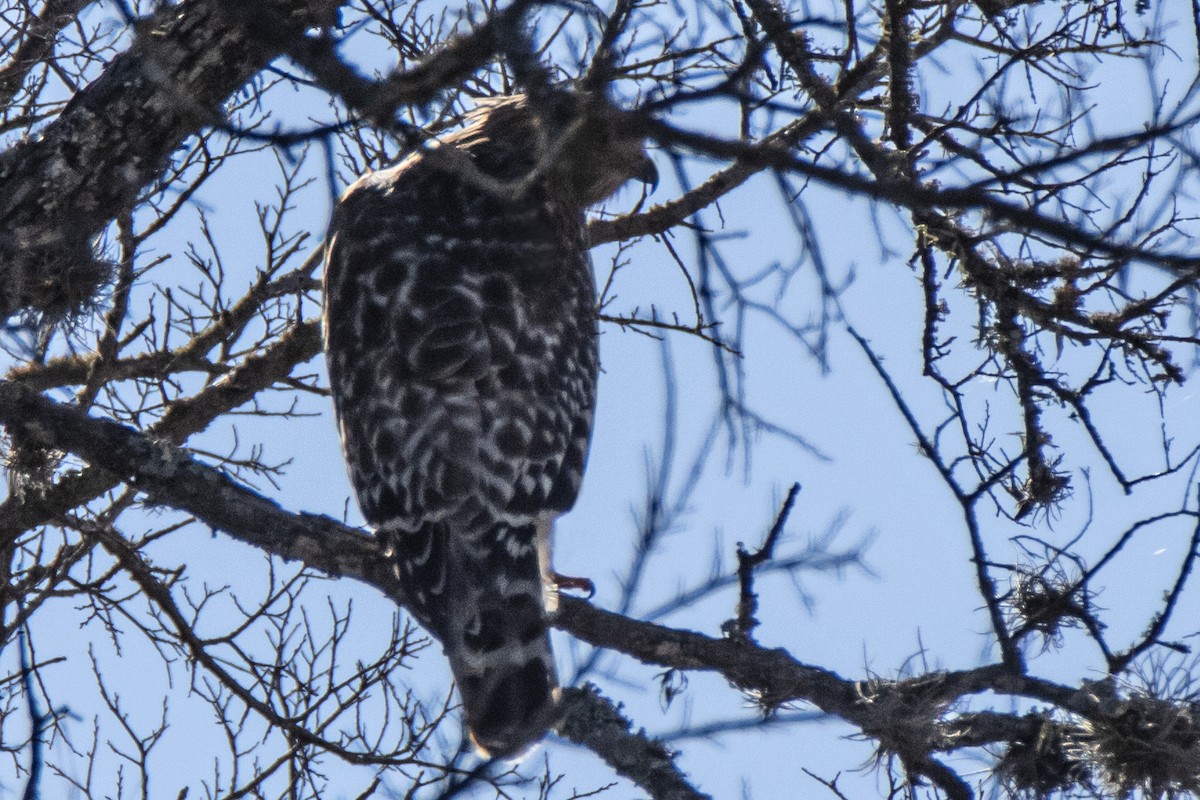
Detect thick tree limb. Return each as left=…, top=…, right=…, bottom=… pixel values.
left=0, top=380, right=1109, bottom=743
left=558, top=685, right=711, bottom=800
left=0, top=0, right=538, bottom=322
left=0, top=317, right=322, bottom=539
left=555, top=595, right=1128, bottom=728
left=0, top=378, right=1188, bottom=795
left=0, top=378, right=394, bottom=596
left=0, top=380, right=713, bottom=794
left=0, top=0, right=343, bottom=320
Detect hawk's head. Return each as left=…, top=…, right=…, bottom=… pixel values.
left=544, top=92, right=658, bottom=208
left=448, top=91, right=657, bottom=210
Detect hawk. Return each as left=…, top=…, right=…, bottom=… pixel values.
left=323, top=92, right=655, bottom=757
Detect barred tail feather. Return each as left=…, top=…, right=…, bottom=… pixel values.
left=386, top=518, right=559, bottom=758
left=451, top=592, right=558, bottom=758
left=451, top=519, right=558, bottom=758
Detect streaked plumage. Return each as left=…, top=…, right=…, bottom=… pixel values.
left=323, top=92, right=654, bottom=757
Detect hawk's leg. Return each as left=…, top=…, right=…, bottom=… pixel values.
left=536, top=513, right=594, bottom=608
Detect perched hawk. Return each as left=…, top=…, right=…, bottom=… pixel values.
left=323, top=93, right=655, bottom=757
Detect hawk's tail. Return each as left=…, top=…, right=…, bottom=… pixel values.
left=449, top=519, right=558, bottom=758
left=387, top=518, right=559, bottom=758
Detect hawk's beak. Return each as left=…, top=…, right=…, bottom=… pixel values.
left=636, top=156, right=659, bottom=193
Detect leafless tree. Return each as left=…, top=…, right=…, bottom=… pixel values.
left=1, top=0, right=1199, bottom=798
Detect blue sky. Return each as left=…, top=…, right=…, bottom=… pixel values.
left=5, top=1, right=1200, bottom=798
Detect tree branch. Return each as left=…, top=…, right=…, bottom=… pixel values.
left=0, top=378, right=1194, bottom=794
left=0, top=378, right=396, bottom=598
left=0, top=0, right=341, bottom=320
left=0, top=0, right=538, bottom=322
left=558, top=686, right=711, bottom=800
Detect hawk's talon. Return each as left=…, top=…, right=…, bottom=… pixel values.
left=552, top=572, right=595, bottom=598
